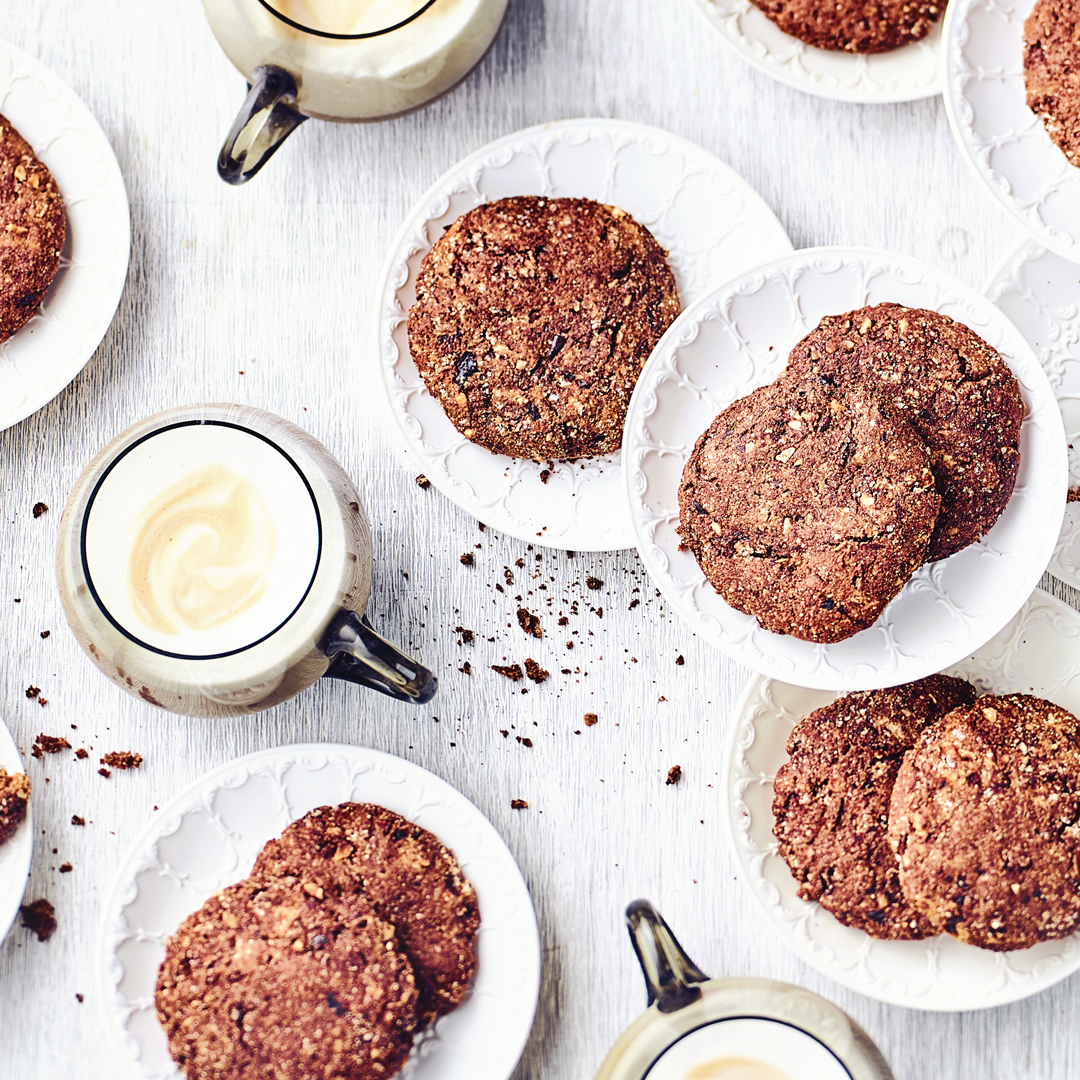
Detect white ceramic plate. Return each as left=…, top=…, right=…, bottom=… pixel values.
left=0, top=716, right=32, bottom=946
left=686, top=0, right=943, bottom=103
left=943, top=0, right=1080, bottom=264
left=0, top=39, right=130, bottom=432
left=98, top=744, right=541, bottom=1080
left=375, top=118, right=792, bottom=551
left=726, top=587, right=1080, bottom=1011
left=987, top=240, right=1080, bottom=588
left=623, top=246, right=1067, bottom=691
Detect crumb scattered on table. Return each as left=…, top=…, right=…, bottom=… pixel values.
left=20, top=898, right=56, bottom=941
left=492, top=664, right=523, bottom=681
left=584, top=712, right=598, bottom=727
left=32, top=502, right=48, bottom=518
left=666, top=765, right=682, bottom=786
left=524, top=659, right=549, bottom=683
left=101, top=751, right=143, bottom=770
left=511, top=799, right=528, bottom=810
left=415, top=474, right=430, bottom=489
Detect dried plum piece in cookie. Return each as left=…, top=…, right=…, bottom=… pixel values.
left=254, top=803, right=480, bottom=1023
left=677, top=371, right=940, bottom=643
left=155, top=875, right=419, bottom=1080
left=0, top=113, right=66, bottom=342
left=747, top=0, right=944, bottom=53
left=786, top=303, right=1024, bottom=561
left=407, top=195, right=680, bottom=461
left=888, top=693, right=1080, bottom=951
left=1024, top=0, right=1080, bottom=168
left=0, top=767, right=30, bottom=847
left=773, top=674, right=977, bottom=940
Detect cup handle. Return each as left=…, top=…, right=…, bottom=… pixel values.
left=626, top=900, right=709, bottom=1014
left=218, top=65, right=307, bottom=184
left=321, top=610, right=438, bottom=704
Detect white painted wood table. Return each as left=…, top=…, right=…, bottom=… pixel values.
left=1, top=1, right=1077, bottom=1077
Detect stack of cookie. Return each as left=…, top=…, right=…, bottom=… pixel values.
left=678, top=303, right=1024, bottom=643
left=156, top=803, right=480, bottom=1080
left=774, top=678, right=1080, bottom=951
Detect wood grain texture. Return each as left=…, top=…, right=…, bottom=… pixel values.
left=0, top=1, right=1076, bottom=1078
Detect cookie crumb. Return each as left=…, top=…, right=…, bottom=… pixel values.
left=59, top=863, right=72, bottom=874
left=101, top=751, right=143, bottom=770
left=584, top=712, right=598, bottom=727
left=586, top=576, right=603, bottom=590
left=666, top=765, right=682, bottom=786
left=539, top=469, right=551, bottom=485
left=25, top=685, right=40, bottom=699
left=31, top=734, right=70, bottom=758
left=98, top=768, right=111, bottom=779
left=492, top=664, right=523, bottom=681
left=39, top=630, right=50, bottom=639
left=524, top=659, right=549, bottom=684
left=454, top=626, right=474, bottom=645
left=675, top=655, right=685, bottom=666
left=1070, top=486, right=1080, bottom=504
left=459, top=661, right=472, bottom=675
left=510, top=799, right=528, bottom=810
left=75, top=749, right=88, bottom=760
left=415, top=474, right=431, bottom=489
left=32, top=502, right=48, bottom=518
left=71, top=815, right=85, bottom=826
left=517, top=607, right=542, bottom=638
left=19, top=898, right=56, bottom=941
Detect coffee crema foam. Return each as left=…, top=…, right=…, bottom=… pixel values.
left=83, top=423, right=321, bottom=657
left=127, top=465, right=275, bottom=637
left=644, top=1019, right=850, bottom=1080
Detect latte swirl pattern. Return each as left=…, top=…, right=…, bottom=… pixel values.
left=127, top=465, right=276, bottom=637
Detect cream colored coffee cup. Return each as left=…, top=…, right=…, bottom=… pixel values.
left=56, top=403, right=435, bottom=717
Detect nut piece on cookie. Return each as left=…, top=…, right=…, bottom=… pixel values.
left=888, top=693, right=1080, bottom=951
left=253, top=803, right=480, bottom=1023
left=156, top=876, right=419, bottom=1080
left=773, top=674, right=977, bottom=940
left=786, top=303, right=1023, bottom=561
left=677, top=371, right=940, bottom=643
left=0, top=768, right=30, bottom=847
left=0, top=113, right=65, bottom=342
left=408, top=196, right=680, bottom=461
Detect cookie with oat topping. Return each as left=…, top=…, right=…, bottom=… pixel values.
left=0, top=768, right=30, bottom=847
left=155, top=875, right=419, bottom=1080
left=0, top=113, right=65, bottom=342
left=786, top=303, right=1023, bottom=560
left=254, top=803, right=480, bottom=1023
left=888, top=693, right=1080, bottom=951
left=677, top=371, right=940, bottom=643
left=408, top=196, right=680, bottom=461
left=773, top=675, right=977, bottom=940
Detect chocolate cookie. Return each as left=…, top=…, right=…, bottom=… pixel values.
left=0, top=768, right=30, bottom=847
left=888, top=694, right=1080, bottom=951
left=254, top=804, right=480, bottom=1022
left=0, top=114, right=65, bottom=342
left=747, top=0, right=944, bottom=53
left=786, top=304, right=1024, bottom=561
left=407, top=196, right=680, bottom=461
left=1025, top=0, right=1080, bottom=167
left=156, top=876, right=419, bottom=1080
left=677, top=372, right=940, bottom=643
left=773, top=675, right=977, bottom=939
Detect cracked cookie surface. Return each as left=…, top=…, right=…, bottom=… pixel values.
left=407, top=196, right=680, bottom=461
left=888, top=693, right=1080, bottom=952
left=254, top=803, right=480, bottom=1023
left=773, top=674, right=977, bottom=940
left=0, top=113, right=65, bottom=342
left=1025, top=0, right=1080, bottom=168
left=677, top=371, right=940, bottom=643
left=0, top=768, right=30, bottom=847
left=786, top=303, right=1023, bottom=560
left=747, top=0, right=945, bottom=52
left=156, top=875, right=419, bottom=1080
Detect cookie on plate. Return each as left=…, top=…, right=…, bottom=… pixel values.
left=677, top=371, right=940, bottom=643
left=747, top=0, right=944, bottom=53
left=156, top=875, right=419, bottom=1080
left=786, top=303, right=1024, bottom=561
left=0, top=768, right=30, bottom=847
left=254, top=803, right=480, bottom=1022
left=888, top=694, right=1080, bottom=951
left=0, top=113, right=66, bottom=342
left=407, top=195, right=680, bottom=461
left=773, top=674, right=977, bottom=939
left=1025, top=0, right=1080, bottom=167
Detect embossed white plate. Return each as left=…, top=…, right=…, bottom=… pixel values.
left=943, top=0, right=1080, bottom=263
left=0, top=715, right=32, bottom=946
left=97, top=745, right=540, bottom=1080
left=987, top=240, right=1080, bottom=588
left=686, top=0, right=943, bottom=103
left=623, top=247, right=1067, bottom=691
left=726, top=587, right=1080, bottom=1010
left=375, top=118, right=792, bottom=551
left=0, top=39, right=130, bottom=432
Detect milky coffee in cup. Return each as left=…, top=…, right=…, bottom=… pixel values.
left=57, top=404, right=434, bottom=717
left=203, top=0, right=509, bottom=121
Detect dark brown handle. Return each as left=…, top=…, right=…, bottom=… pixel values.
left=321, top=611, right=437, bottom=704
left=626, top=900, right=709, bottom=1014
left=218, top=65, right=307, bottom=184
